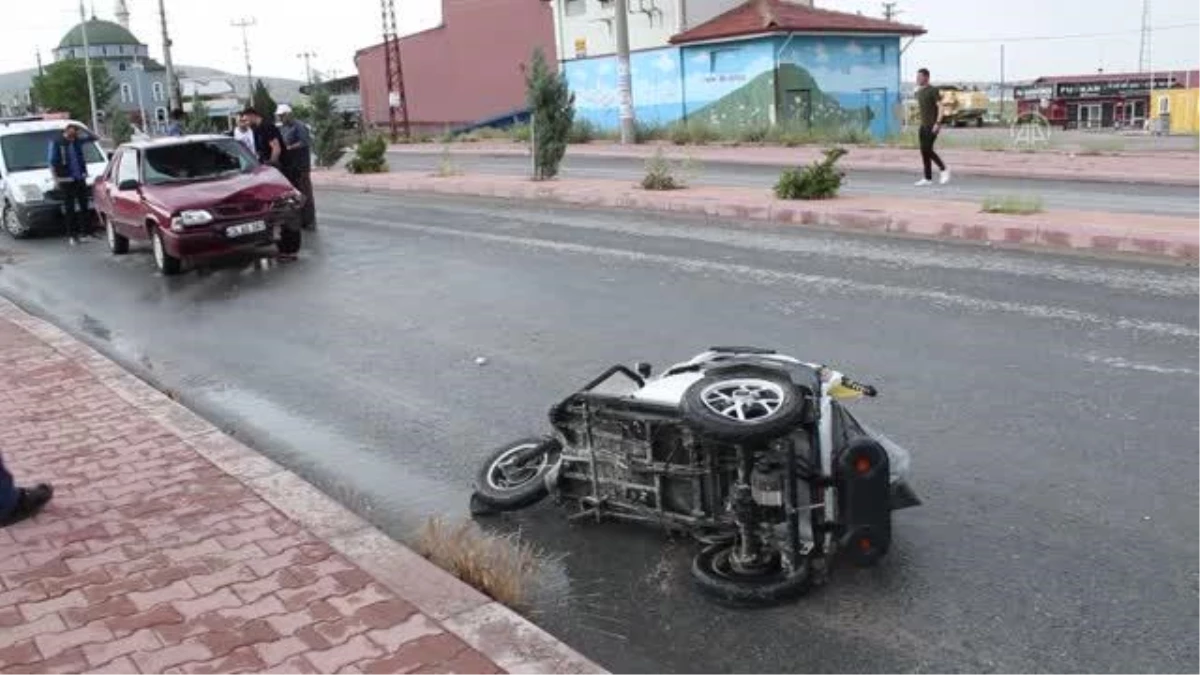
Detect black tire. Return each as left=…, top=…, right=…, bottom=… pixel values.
left=680, top=367, right=806, bottom=443
left=691, top=543, right=811, bottom=607
left=2, top=203, right=30, bottom=239
left=471, top=437, right=561, bottom=512
left=105, top=216, right=129, bottom=254
left=278, top=225, right=301, bottom=255
left=151, top=228, right=182, bottom=276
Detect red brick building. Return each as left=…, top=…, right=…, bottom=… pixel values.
left=355, top=0, right=558, bottom=134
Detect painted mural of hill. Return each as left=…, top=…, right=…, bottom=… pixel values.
left=687, top=63, right=867, bottom=131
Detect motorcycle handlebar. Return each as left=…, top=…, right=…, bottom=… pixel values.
left=840, top=377, right=878, bottom=397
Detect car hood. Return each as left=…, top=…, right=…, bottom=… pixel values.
left=143, top=167, right=293, bottom=214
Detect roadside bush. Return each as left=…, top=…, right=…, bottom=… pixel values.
left=107, top=108, right=133, bottom=144
left=416, top=517, right=545, bottom=611
left=435, top=143, right=463, bottom=177
left=526, top=47, right=574, bottom=179
left=774, top=146, right=848, bottom=200
left=668, top=120, right=721, bottom=146
left=981, top=194, right=1043, bottom=214
left=642, top=147, right=682, bottom=190
left=509, top=123, right=531, bottom=143
left=346, top=134, right=388, bottom=174
left=568, top=118, right=598, bottom=144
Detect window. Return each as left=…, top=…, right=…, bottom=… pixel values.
left=152, top=82, right=164, bottom=102
left=155, top=107, right=168, bottom=123
left=120, top=83, right=133, bottom=103
left=565, top=0, right=585, bottom=16
left=116, top=150, right=140, bottom=185
left=709, top=48, right=741, bottom=74
left=0, top=130, right=104, bottom=172
left=1159, top=96, right=1170, bottom=115
left=143, top=139, right=256, bottom=185
left=119, top=62, right=127, bottom=71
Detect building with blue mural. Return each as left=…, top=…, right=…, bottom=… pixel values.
left=560, top=0, right=924, bottom=139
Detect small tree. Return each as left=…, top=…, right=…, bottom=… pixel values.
left=346, top=134, right=387, bottom=174
left=774, top=147, right=848, bottom=200
left=308, top=79, right=344, bottom=168
left=32, top=60, right=117, bottom=124
left=185, top=94, right=215, bottom=134
left=252, top=80, right=277, bottom=122
left=524, top=47, right=574, bottom=180
left=108, top=108, right=134, bottom=144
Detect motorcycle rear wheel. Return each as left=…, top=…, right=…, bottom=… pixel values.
left=471, top=437, right=561, bottom=512
left=692, top=543, right=811, bottom=607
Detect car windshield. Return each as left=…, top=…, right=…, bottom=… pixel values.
left=0, top=129, right=105, bottom=172
left=143, top=139, right=257, bottom=185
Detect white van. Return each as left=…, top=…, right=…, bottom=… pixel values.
left=0, top=117, right=110, bottom=238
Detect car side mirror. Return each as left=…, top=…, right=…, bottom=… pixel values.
left=117, top=179, right=139, bottom=191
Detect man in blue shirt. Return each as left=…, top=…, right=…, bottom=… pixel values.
left=47, top=123, right=95, bottom=245
left=165, top=108, right=185, bottom=136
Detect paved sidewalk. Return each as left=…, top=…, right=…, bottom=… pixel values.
left=313, top=170, right=1199, bottom=262
left=0, top=298, right=603, bottom=674
left=389, top=141, right=1200, bottom=187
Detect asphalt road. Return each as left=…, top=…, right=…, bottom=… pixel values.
left=385, top=150, right=1200, bottom=217
left=1, top=192, right=1197, bottom=673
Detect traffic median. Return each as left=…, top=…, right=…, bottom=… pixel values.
left=312, top=169, right=1199, bottom=263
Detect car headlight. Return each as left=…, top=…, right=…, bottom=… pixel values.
left=170, top=209, right=214, bottom=232
left=13, top=185, right=43, bottom=204
left=271, top=191, right=304, bottom=210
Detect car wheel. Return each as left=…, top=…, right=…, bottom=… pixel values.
left=105, top=216, right=129, bottom=254
left=471, top=437, right=561, bottom=512
left=2, top=202, right=30, bottom=239
left=680, top=367, right=807, bottom=443
left=691, top=543, right=811, bottom=607
left=151, top=228, right=181, bottom=276
left=278, top=225, right=301, bottom=255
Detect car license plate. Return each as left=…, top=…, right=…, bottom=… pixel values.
left=226, top=220, right=267, bottom=238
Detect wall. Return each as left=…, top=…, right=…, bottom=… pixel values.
left=1151, top=88, right=1200, bottom=134
left=565, top=34, right=903, bottom=138
left=357, top=0, right=557, bottom=131
left=551, top=0, right=750, bottom=63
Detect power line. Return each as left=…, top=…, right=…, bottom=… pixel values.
left=918, top=21, right=1197, bottom=44
left=231, top=17, right=256, bottom=102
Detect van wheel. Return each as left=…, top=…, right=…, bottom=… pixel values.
left=105, top=216, right=129, bottom=254
left=152, top=228, right=181, bottom=275
left=2, top=203, right=30, bottom=239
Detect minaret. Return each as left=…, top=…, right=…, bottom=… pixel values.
left=115, top=0, right=130, bottom=29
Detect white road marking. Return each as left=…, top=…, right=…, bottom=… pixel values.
left=1081, top=353, right=1199, bottom=376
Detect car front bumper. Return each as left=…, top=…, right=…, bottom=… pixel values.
left=162, top=210, right=302, bottom=259
left=12, top=200, right=98, bottom=233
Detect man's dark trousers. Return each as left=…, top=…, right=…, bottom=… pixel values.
left=919, top=125, right=945, bottom=181
left=61, top=179, right=90, bottom=238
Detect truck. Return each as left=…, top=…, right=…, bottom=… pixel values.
left=907, top=86, right=991, bottom=127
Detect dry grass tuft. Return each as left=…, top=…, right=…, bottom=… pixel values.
left=415, top=517, right=545, bottom=610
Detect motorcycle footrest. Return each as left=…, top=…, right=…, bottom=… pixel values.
left=836, top=437, right=892, bottom=566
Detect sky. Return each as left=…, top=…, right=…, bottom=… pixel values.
left=0, top=0, right=1196, bottom=83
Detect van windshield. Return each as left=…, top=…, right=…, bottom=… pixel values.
left=143, top=139, right=257, bottom=185
left=0, top=130, right=105, bottom=172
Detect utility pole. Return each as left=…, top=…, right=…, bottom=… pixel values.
left=379, top=0, right=410, bottom=141
left=882, top=2, right=900, bottom=21
left=232, top=18, right=257, bottom=103
left=297, top=51, right=316, bottom=85
left=1137, top=0, right=1151, bottom=72
left=157, top=0, right=179, bottom=114
left=614, top=0, right=636, bottom=144
left=78, top=0, right=100, bottom=132
left=998, top=44, right=1005, bottom=122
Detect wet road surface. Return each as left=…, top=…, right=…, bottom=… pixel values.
left=385, top=150, right=1200, bottom=217
left=1, top=191, right=1197, bottom=673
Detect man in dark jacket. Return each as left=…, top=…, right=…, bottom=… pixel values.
left=47, top=123, right=96, bottom=245
left=244, top=106, right=282, bottom=167
left=0, top=451, right=53, bottom=528
left=277, top=104, right=316, bottom=230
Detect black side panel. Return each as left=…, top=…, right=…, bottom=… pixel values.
left=836, top=437, right=892, bottom=566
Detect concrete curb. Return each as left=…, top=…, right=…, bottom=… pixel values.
left=0, top=295, right=606, bottom=675
left=314, top=171, right=1199, bottom=263
left=388, top=142, right=1200, bottom=187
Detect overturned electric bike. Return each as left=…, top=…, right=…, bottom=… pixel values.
left=470, top=347, right=921, bottom=606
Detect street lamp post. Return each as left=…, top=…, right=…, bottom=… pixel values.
left=77, top=0, right=100, bottom=133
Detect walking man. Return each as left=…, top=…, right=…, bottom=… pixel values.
left=914, top=68, right=950, bottom=186
left=276, top=104, right=316, bottom=231
left=0, top=452, right=53, bottom=528
left=47, top=123, right=96, bottom=245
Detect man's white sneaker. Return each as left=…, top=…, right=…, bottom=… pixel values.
left=939, top=169, right=952, bottom=185
left=914, top=178, right=933, bottom=186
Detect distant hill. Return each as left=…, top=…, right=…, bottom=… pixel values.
left=0, top=64, right=305, bottom=106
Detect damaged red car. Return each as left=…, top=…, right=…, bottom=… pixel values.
left=93, top=135, right=304, bottom=275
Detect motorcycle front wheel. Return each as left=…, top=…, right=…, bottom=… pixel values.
left=691, top=543, right=811, bottom=607
left=471, top=437, right=561, bottom=512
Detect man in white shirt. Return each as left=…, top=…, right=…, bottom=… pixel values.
left=230, top=112, right=256, bottom=157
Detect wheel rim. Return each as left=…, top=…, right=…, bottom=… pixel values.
left=105, top=217, right=115, bottom=250
left=705, top=546, right=783, bottom=582
left=3, top=207, right=17, bottom=234
left=486, top=443, right=550, bottom=491
left=152, top=232, right=165, bottom=270
left=700, top=378, right=786, bottom=422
